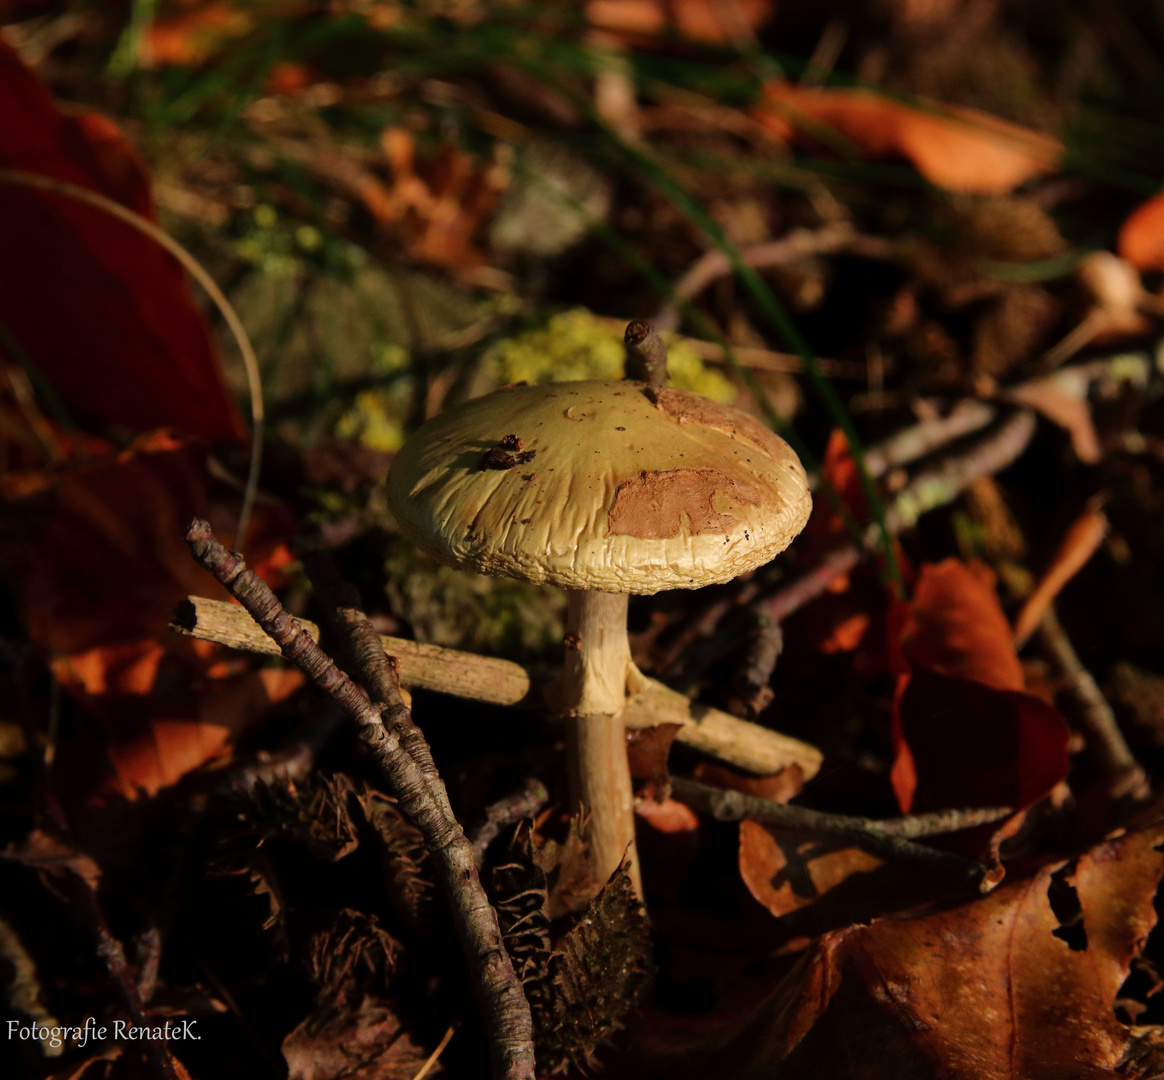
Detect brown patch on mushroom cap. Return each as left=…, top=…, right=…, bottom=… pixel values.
left=651, top=387, right=799, bottom=469
left=608, top=469, right=761, bottom=539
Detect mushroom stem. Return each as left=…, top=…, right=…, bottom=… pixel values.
left=560, top=590, right=643, bottom=900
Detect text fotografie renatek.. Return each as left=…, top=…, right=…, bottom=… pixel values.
left=7, top=1018, right=201, bottom=1050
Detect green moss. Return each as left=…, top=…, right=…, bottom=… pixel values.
left=484, top=308, right=735, bottom=402
left=383, top=537, right=564, bottom=659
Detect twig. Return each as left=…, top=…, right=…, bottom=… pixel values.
left=652, top=223, right=878, bottom=332
left=0, top=169, right=264, bottom=552
left=171, top=596, right=823, bottom=777
left=761, top=410, right=1038, bottom=623
left=672, top=778, right=1002, bottom=884
left=184, top=520, right=535, bottom=1080
left=172, top=596, right=536, bottom=706
left=302, top=552, right=454, bottom=821
left=1036, top=607, right=1148, bottom=800
left=731, top=617, right=783, bottom=718
left=3, top=833, right=183, bottom=1079
left=624, top=320, right=669, bottom=388
left=860, top=399, right=997, bottom=481
left=412, top=1024, right=456, bottom=1080
left=471, top=778, right=550, bottom=868
left=226, top=705, right=348, bottom=793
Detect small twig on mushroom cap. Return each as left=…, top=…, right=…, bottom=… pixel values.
left=624, top=319, right=669, bottom=388
left=183, top=520, right=535, bottom=1080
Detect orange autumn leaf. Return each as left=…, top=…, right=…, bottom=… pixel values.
left=755, top=82, right=1062, bottom=196
left=102, top=667, right=304, bottom=799
left=890, top=560, right=1070, bottom=815
left=0, top=430, right=296, bottom=800
left=739, top=819, right=883, bottom=920
left=146, top=1, right=253, bottom=68
left=367, top=128, right=506, bottom=270
left=904, top=558, right=1023, bottom=690
left=1118, top=189, right=1164, bottom=272
left=585, top=0, right=772, bottom=44
left=0, top=41, right=245, bottom=442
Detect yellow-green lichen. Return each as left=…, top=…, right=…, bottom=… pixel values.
left=484, top=308, right=735, bottom=402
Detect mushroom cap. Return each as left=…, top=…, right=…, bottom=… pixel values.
left=387, top=380, right=811, bottom=595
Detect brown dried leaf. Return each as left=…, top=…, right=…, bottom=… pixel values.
left=536, top=816, right=598, bottom=919
left=626, top=722, right=681, bottom=795
left=282, top=995, right=433, bottom=1080
left=4, top=829, right=101, bottom=892
left=890, top=560, right=1070, bottom=816
left=741, top=822, right=1164, bottom=1080
left=1013, top=506, right=1110, bottom=649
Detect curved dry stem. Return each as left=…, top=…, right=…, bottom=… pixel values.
left=0, top=168, right=264, bottom=551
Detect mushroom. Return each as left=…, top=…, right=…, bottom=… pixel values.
left=386, top=323, right=811, bottom=899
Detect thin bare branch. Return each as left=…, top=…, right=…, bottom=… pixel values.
left=184, top=520, right=535, bottom=1080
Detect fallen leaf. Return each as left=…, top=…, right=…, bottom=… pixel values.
left=755, top=82, right=1062, bottom=196
left=1119, top=190, right=1164, bottom=273
left=364, top=128, right=507, bottom=270
left=3, top=829, right=101, bottom=892
left=694, top=761, right=805, bottom=803
left=0, top=430, right=296, bottom=800
left=801, top=429, right=866, bottom=564
left=1013, top=506, right=1110, bottom=649
left=145, top=1, right=253, bottom=68
left=635, top=797, right=699, bottom=834
left=741, top=822, right=1164, bottom=1080
left=626, top=722, right=682, bottom=795
left=890, top=560, right=1070, bottom=814
left=902, top=558, right=1023, bottom=690
left=585, top=0, right=772, bottom=44
left=102, top=667, right=304, bottom=799
left=1006, top=373, right=1102, bottom=465
left=0, top=41, right=245, bottom=442
left=738, top=819, right=884, bottom=920
left=282, top=994, right=433, bottom=1080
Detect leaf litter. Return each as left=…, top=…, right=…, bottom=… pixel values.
left=4, top=2, right=1164, bottom=1078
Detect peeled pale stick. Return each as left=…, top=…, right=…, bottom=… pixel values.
left=388, top=376, right=811, bottom=897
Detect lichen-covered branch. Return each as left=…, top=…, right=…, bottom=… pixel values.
left=184, top=520, right=535, bottom=1080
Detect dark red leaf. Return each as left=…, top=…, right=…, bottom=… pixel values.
left=0, top=40, right=244, bottom=442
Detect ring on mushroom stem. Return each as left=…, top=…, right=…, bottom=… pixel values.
left=386, top=322, right=811, bottom=901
